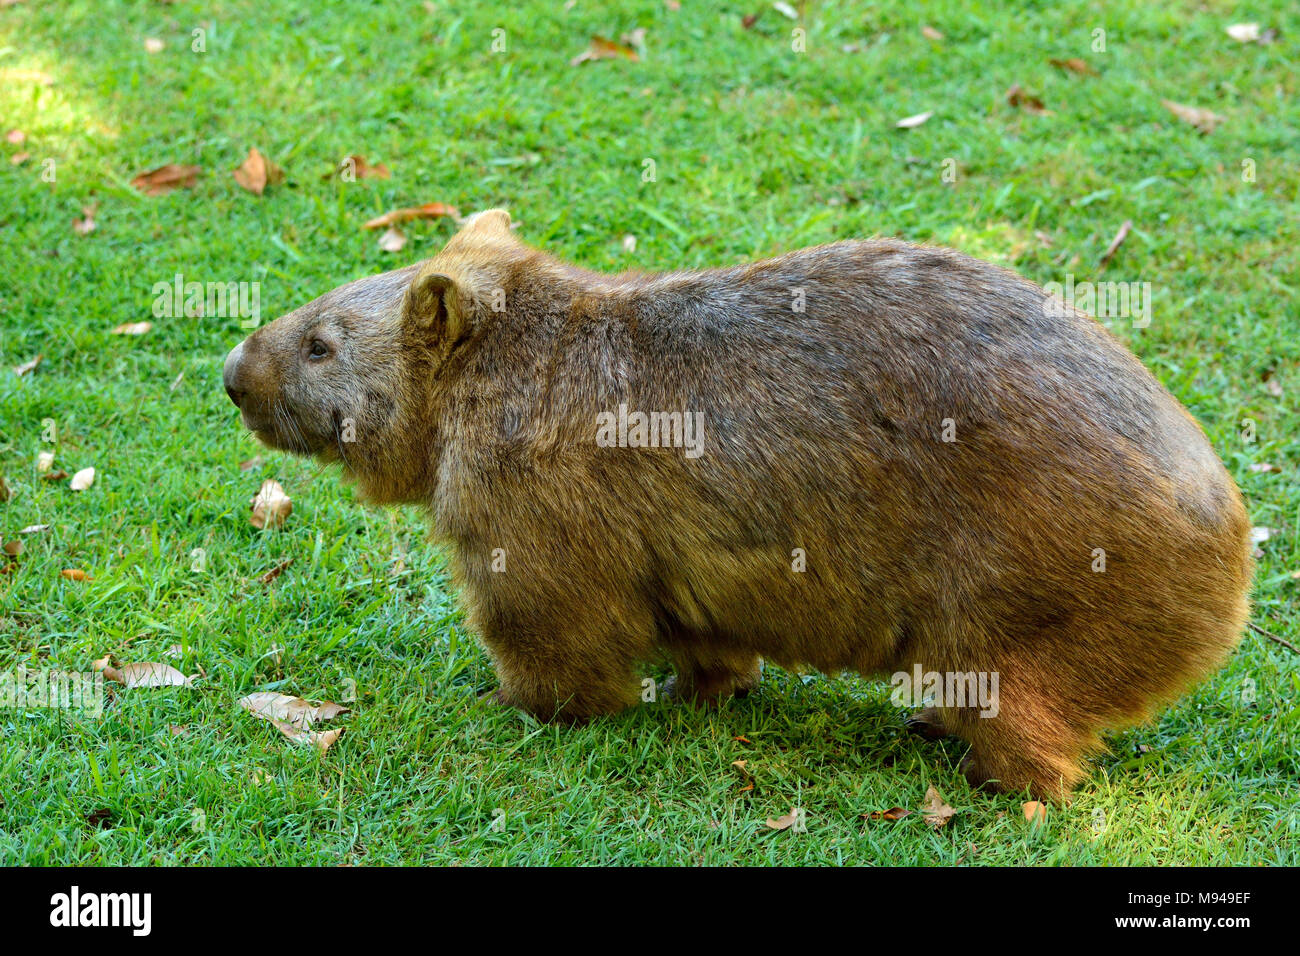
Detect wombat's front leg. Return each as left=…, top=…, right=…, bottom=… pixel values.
left=479, top=615, right=653, bottom=723
left=662, top=649, right=761, bottom=706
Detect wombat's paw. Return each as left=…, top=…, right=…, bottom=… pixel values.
left=479, top=687, right=513, bottom=707
left=960, top=752, right=1076, bottom=804
left=904, top=707, right=951, bottom=740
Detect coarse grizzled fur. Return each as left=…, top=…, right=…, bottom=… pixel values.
left=223, top=210, right=1253, bottom=800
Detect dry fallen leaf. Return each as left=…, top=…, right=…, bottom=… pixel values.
left=863, top=807, right=913, bottom=821
left=1248, top=463, right=1279, bottom=474
left=9, top=151, right=30, bottom=166
left=103, top=662, right=192, bottom=687
left=259, top=557, right=293, bottom=586
left=765, top=808, right=800, bottom=831
left=772, top=1, right=797, bottom=19
left=1049, top=57, right=1097, bottom=76
left=111, top=321, right=152, bottom=335
left=144, top=37, right=164, bottom=54
left=742, top=12, right=760, bottom=29
left=36, top=451, right=55, bottom=473
left=1099, top=219, right=1133, bottom=267
left=42, top=469, right=68, bottom=482
left=233, top=147, right=285, bottom=196
left=239, top=692, right=350, bottom=728
left=60, top=568, right=92, bottom=581
left=570, top=35, right=640, bottom=66
left=1250, top=526, right=1273, bottom=545
left=1022, top=800, right=1047, bottom=824
left=621, top=233, right=637, bottom=253
left=362, top=202, right=461, bottom=230
left=1007, top=84, right=1049, bottom=114
left=20, top=524, right=49, bottom=534
left=921, top=785, right=956, bottom=828
left=239, top=692, right=349, bottom=751
left=238, top=455, right=264, bottom=472
left=250, top=479, right=292, bottom=529
left=13, top=354, right=41, bottom=376
left=73, top=202, right=98, bottom=236
left=895, top=111, right=934, bottom=129
left=921, top=26, right=944, bottom=40
left=378, top=226, right=407, bottom=252
left=3, top=540, right=22, bottom=557
left=323, top=154, right=391, bottom=180
left=5, top=128, right=25, bottom=144
left=1161, top=99, right=1225, bottom=135
left=69, top=467, right=95, bottom=491
left=131, top=163, right=201, bottom=196
left=1225, top=23, right=1260, bottom=43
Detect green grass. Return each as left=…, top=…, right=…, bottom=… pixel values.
left=1, top=0, right=1297, bottom=865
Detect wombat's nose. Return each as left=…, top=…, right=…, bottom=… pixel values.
left=223, top=341, right=246, bottom=407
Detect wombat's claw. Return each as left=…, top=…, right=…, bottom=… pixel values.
left=905, top=708, right=950, bottom=740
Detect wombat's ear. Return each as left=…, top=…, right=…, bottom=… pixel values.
left=403, top=268, right=469, bottom=345
left=461, top=208, right=512, bottom=235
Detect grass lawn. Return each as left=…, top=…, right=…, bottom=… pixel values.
left=1, top=0, right=1297, bottom=865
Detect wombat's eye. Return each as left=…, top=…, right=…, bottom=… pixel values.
left=307, top=339, right=331, bottom=360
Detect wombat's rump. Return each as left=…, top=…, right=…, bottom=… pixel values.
left=223, top=210, right=1253, bottom=799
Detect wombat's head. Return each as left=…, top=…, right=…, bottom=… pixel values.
left=222, top=209, right=520, bottom=503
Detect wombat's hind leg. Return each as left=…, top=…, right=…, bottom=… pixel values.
left=663, top=651, right=761, bottom=706
left=904, top=706, right=951, bottom=740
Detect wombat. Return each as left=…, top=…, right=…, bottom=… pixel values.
left=222, top=210, right=1253, bottom=799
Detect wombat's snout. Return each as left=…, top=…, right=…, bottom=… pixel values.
left=223, top=340, right=247, bottom=407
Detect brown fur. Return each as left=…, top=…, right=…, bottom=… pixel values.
left=223, top=210, right=1253, bottom=800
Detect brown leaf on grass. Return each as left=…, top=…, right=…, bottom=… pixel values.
left=921, top=26, right=944, bottom=40
left=250, top=479, right=292, bottom=530
left=72, top=202, right=98, bottom=236
left=42, top=470, right=68, bottom=482
left=259, top=557, right=293, bottom=586
left=1022, top=800, right=1047, bottom=824
left=733, top=735, right=751, bottom=744
left=101, top=661, right=192, bottom=687
left=361, top=202, right=461, bottom=230
left=238, top=455, right=264, bottom=472
left=921, top=785, right=956, bottom=828
left=86, top=808, right=114, bottom=829
left=111, top=321, right=152, bottom=335
left=0, top=475, right=10, bottom=501
left=5, top=128, right=25, bottom=144
left=322, top=154, right=391, bottom=181
left=742, top=12, right=760, bottom=29
left=895, top=110, right=934, bottom=129
left=1262, top=371, right=1283, bottom=398
left=13, top=354, right=41, bottom=376
left=69, top=467, right=95, bottom=491
left=239, top=691, right=349, bottom=728
left=766, top=807, right=800, bottom=831
left=569, top=35, right=640, bottom=66
left=3, top=540, right=22, bottom=557
left=863, top=806, right=912, bottom=821
left=239, top=692, right=349, bottom=751
left=1049, top=57, right=1097, bottom=76
left=377, top=226, right=407, bottom=252
left=1006, top=84, right=1049, bottom=114
left=1161, top=99, right=1225, bottom=135
left=232, top=147, right=285, bottom=196
left=10, top=152, right=30, bottom=165
left=1099, top=219, right=1133, bottom=267
left=131, top=163, right=201, bottom=196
